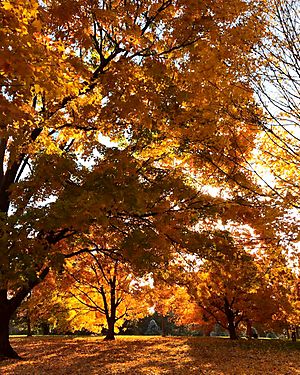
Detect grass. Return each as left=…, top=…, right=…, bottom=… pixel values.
left=1, top=335, right=300, bottom=374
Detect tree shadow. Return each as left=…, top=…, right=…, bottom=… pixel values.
left=1, top=336, right=182, bottom=374
left=1, top=336, right=300, bottom=374
left=184, top=337, right=300, bottom=374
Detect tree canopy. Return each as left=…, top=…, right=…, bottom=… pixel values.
left=0, top=0, right=298, bottom=359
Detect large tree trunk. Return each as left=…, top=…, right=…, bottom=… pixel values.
left=104, top=319, right=115, bottom=340
left=224, top=297, right=238, bottom=340
left=227, top=320, right=238, bottom=340
left=0, top=300, right=20, bottom=359
left=0, top=267, right=49, bottom=359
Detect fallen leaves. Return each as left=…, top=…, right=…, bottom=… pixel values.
left=1, top=336, right=300, bottom=375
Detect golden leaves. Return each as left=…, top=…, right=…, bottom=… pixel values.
left=2, top=1, right=13, bottom=11
left=0, top=1, right=282, bottom=360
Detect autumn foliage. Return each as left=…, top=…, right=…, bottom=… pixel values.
left=0, top=0, right=299, bottom=361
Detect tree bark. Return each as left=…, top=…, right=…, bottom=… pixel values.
left=26, top=314, right=32, bottom=337
left=0, top=267, right=49, bottom=358
left=246, top=319, right=252, bottom=338
left=227, top=320, right=238, bottom=340
left=224, top=298, right=238, bottom=340
left=41, top=322, right=50, bottom=335
left=161, top=316, right=166, bottom=337
left=0, top=300, right=20, bottom=359
left=101, top=273, right=117, bottom=341
left=104, top=319, right=115, bottom=340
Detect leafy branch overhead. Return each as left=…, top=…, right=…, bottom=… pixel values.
left=0, top=0, right=298, bottom=359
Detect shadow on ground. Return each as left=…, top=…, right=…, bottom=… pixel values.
left=1, top=336, right=300, bottom=374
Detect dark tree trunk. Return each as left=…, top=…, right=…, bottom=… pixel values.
left=104, top=319, right=115, bottom=340
left=26, top=315, right=32, bottom=337
left=101, top=271, right=118, bottom=341
left=0, top=302, right=20, bottom=359
left=224, top=298, right=238, bottom=340
left=228, top=321, right=238, bottom=340
left=246, top=319, right=252, bottom=338
left=41, top=322, right=50, bottom=335
left=161, top=316, right=166, bottom=337
left=0, top=271, right=47, bottom=359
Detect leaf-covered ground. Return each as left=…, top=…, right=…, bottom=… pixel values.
left=1, top=336, right=300, bottom=374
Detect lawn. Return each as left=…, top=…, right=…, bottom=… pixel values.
left=1, top=336, right=300, bottom=374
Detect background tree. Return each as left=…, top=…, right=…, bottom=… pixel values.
left=191, top=244, right=295, bottom=339
left=154, top=235, right=295, bottom=339
left=61, top=252, right=150, bottom=340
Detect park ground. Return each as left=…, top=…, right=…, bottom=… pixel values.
left=1, top=336, right=300, bottom=375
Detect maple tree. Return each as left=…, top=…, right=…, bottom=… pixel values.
left=153, top=234, right=296, bottom=339
left=18, top=254, right=151, bottom=338
left=60, top=252, right=151, bottom=340
left=0, top=0, right=268, bottom=358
